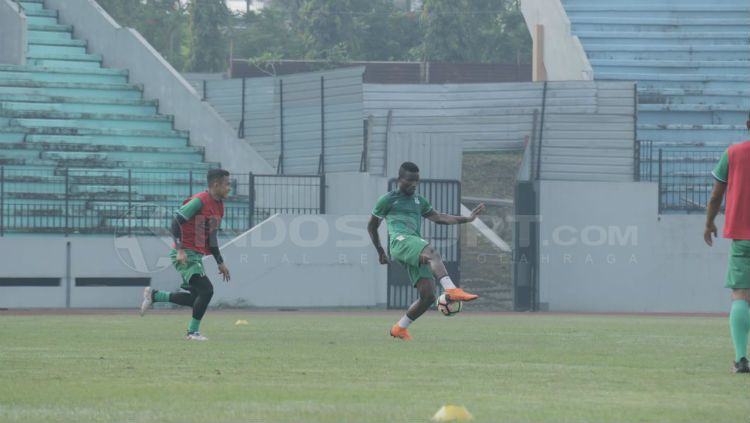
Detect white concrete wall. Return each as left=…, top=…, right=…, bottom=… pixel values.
left=0, top=0, right=26, bottom=65
left=44, top=0, right=273, bottom=175
left=206, top=214, right=385, bottom=308
left=325, top=172, right=390, bottom=303
left=538, top=181, right=730, bottom=312
left=0, top=213, right=388, bottom=308
left=520, top=0, right=593, bottom=81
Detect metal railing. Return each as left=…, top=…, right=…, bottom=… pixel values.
left=0, top=167, right=324, bottom=236
left=636, top=141, right=726, bottom=212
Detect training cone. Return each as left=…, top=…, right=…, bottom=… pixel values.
left=234, top=319, right=249, bottom=326
left=431, top=405, right=474, bottom=422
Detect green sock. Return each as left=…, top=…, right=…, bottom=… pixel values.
left=188, top=318, right=201, bottom=333
left=729, top=300, right=750, bottom=362
left=153, top=291, right=170, bottom=303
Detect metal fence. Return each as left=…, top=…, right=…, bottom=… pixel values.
left=0, top=167, right=324, bottom=235
left=636, top=141, right=726, bottom=212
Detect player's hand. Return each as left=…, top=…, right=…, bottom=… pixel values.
left=468, top=203, right=485, bottom=222
left=218, top=263, right=231, bottom=282
left=378, top=252, right=389, bottom=265
left=176, top=249, right=187, bottom=265
left=704, top=222, right=718, bottom=246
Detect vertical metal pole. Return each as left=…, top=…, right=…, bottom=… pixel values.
left=536, top=81, right=548, bottom=181
left=189, top=170, right=194, bottom=196
left=319, top=76, right=325, bottom=175
left=319, top=173, right=326, bottom=214
left=530, top=109, right=538, bottom=180
left=0, top=166, right=4, bottom=237
left=128, top=169, right=132, bottom=236
left=658, top=149, right=663, bottom=214
left=248, top=173, right=255, bottom=229
left=202, top=79, right=207, bottom=101
left=278, top=79, right=284, bottom=174
left=633, top=82, right=639, bottom=181
left=65, top=241, right=71, bottom=308
left=238, top=77, right=246, bottom=138
left=64, top=167, right=69, bottom=236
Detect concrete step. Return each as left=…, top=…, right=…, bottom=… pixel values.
left=28, top=44, right=88, bottom=56
left=638, top=104, right=748, bottom=125
left=0, top=109, right=171, bottom=125
left=0, top=141, right=203, bottom=160
left=18, top=1, right=45, bottom=12
left=0, top=79, right=143, bottom=100
left=26, top=60, right=101, bottom=70
left=26, top=15, right=58, bottom=26
left=590, top=59, right=750, bottom=75
left=0, top=100, right=155, bottom=116
left=596, top=73, right=750, bottom=91
left=0, top=92, right=154, bottom=107
left=0, top=65, right=128, bottom=84
left=571, top=17, right=750, bottom=33
left=584, top=44, right=750, bottom=61
left=26, top=52, right=103, bottom=63
left=20, top=7, right=56, bottom=17
left=27, top=23, right=73, bottom=33
left=564, top=4, right=750, bottom=19
left=0, top=125, right=187, bottom=138
left=26, top=37, right=86, bottom=47
left=637, top=88, right=750, bottom=106
left=7, top=118, right=172, bottom=132
left=574, top=31, right=750, bottom=45
left=638, top=124, right=748, bottom=142
left=26, top=52, right=103, bottom=70
left=0, top=127, right=189, bottom=148
left=0, top=147, right=201, bottom=164
left=0, top=64, right=126, bottom=75
left=0, top=157, right=217, bottom=171
left=26, top=28, right=72, bottom=41
left=24, top=134, right=188, bottom=149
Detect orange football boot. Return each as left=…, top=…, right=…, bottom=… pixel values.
left=390, top=324, right=413, bottom=341
left=444, top=287, right=479, bottom=302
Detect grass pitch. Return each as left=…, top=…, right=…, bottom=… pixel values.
left=1, top=311, right=748, bottom=423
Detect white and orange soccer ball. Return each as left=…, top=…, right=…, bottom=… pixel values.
left=436, top=293, right=463, bottom=317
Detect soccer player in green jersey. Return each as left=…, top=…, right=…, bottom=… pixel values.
left=140, top=169, right=232, bottom=341
left=368, top=161, right=484, bottom=340
left=705, top=111, right=750, bottom=373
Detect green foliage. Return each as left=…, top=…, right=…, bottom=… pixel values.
left=419, top=0, right=531, bottom=63
left=188, top=0, right=230, bottom=72
left=231, top=0, right=528, bottom=65
left=94, top=0, right=531, bottom=72
left=95, top=0, right=189, bottom=70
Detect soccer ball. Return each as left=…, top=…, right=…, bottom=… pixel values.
left=436, top=293, right=462, bottom=317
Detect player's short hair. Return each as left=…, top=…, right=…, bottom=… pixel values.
left=399, top=161, right=419, bottom=179
left=207, top=168, right=230, bottom=186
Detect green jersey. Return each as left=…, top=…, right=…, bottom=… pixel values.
left=372, top=190, right=433, bottom=238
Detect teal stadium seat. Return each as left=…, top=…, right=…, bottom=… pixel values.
left=561, top=0, right=750, bottom=210
left=0, top=0, right=250, bottom=233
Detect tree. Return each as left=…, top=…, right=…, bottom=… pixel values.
left=188, top=0, right=230, bottom=72
left=96, top=0, right=189, bottom=70
left=418, top=0, right=530, bottom=63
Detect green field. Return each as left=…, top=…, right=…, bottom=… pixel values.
left=1, top=311, right=748, bottom=423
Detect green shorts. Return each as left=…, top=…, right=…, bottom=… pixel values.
left=726, top=240, right=750, bottom=289
left=389, top=234, right=433, bottom=286
left=170, top=248, right=206, bottom=289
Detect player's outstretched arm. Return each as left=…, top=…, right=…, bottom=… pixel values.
left=425, top=203, right=485, bottom=225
